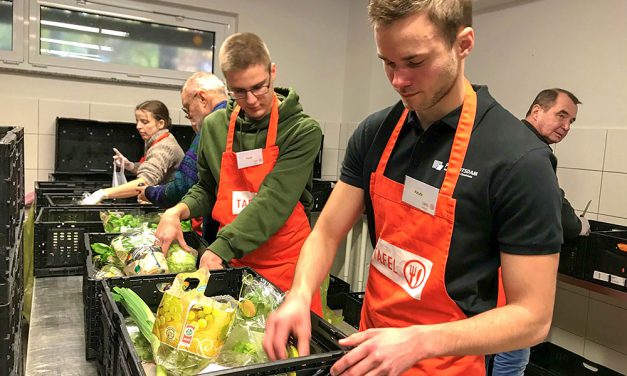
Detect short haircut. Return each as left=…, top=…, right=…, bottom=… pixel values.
left=367, top=0, right=472, bottom=46
left=183, top=72, right=227, bottom=97
left=135, top=100, right=172, bottom=129
left=526, top=88, right=582, bottom=117
left=218, top=32, right=271, bottom=73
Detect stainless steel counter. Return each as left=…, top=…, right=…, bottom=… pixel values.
left=25, top=276, right=98, bottom=376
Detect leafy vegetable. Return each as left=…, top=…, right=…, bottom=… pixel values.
left=166, top=244, right=198, bottom=273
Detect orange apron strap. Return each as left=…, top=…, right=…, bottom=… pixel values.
left=375, top=108, right=409, bottom=175
left=139, top=132, right=171, bottom=163
left=226, top=94, right=279, bottom=153
left=440, top=79, right=477, bottom=198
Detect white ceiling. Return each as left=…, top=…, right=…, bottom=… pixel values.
left=473, top=0, right=542, bottom=14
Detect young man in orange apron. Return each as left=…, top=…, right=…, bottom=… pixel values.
left=155, top=32, right=323, bottom=316
left=264, top=1, right=562, bottom=374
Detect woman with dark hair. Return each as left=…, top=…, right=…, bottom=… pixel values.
left=82, top=100, right=184, bottom=204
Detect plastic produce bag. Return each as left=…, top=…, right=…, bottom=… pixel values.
left=112, top=161, right=127, bottom=187
left=152, top=268, right=238, bottom=375
left=217, top=272, right=284, bottom=367
left=111, top=228, right=169, bottom=276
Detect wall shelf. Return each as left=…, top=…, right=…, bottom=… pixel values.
left=558, top=273, right=627, bottom=303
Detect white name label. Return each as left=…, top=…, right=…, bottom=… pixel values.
left=232, top=191, right=256, bottom=215
left=371, top=238, right=433, bottom=300
left=593, top=271, right=610, bottom=282
left=236, top=148, right=263, bottom=169
left=402, top=175, right=439, bottom=215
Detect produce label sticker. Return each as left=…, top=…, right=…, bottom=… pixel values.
left=179, top=323, right=196, bottom=348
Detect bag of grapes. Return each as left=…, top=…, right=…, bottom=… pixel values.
left=152, top=267, right=238, bottom=375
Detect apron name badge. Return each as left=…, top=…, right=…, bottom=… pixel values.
left=236, top=148, right=264, bottom=169
left=371, top=238, right=433, bottom=300
left=232, top=191, right=256, bottom=215
left=402, top=175, right=439, bottom=215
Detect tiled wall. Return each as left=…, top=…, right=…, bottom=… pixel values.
left=0, top=95, right=188, bottom=193
left=318, top=121, right=359, bottom=181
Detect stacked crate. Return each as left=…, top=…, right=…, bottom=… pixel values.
left=0, top=126, right=25, bottom=376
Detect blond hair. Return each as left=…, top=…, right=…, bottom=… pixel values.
left=218, top=32, right=271, bottom=73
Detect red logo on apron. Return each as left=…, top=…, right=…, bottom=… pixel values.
left=404, top=260, right=427, bottom=289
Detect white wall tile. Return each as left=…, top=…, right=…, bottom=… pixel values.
left=90, top=103, right=135, bottom=123
left=321, top=175, right=338, bottom=181
left=321, top=148, right=339, bottom=177
left=177, top=109, right=187, bottom=125
left=583, top=340, right=627, bottom=375
left=339, top=122, right=358, bottom=149
left=0, top=96, right=38, bottom=134
left=585, top=299, right=627, bottom=354
left=337, top=149, right=346, bottom=177
left=24, top=134, right=38, bottom=170
left=38, top=99, right=90, bottom=135
left=604, top=129, right=627, bottom=174
left=555, top=128, right=606, bottom=170
left=597, top=214, right=627, bottom=227
left=323, top=121, right=341, bottom=149
left=37, top=135, right=56, bottom=171
left=37, top=169, right=53, bottom=181
left=589, top=291, right=627, bottom=311
left=552, top=286, right=589, bottom=336
left=598, top=172, right=627, bottom=218
left=25, top=169, right=37, bottom=194
left=556, top=280, right=590, bottom=297
left=547, top=327, right=585, bottom=355
left=556, top=168, right=602, bottom=213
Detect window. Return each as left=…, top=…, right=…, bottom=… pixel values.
left=0, top=0, right=23, bottom=63
left=0, top=0, right=236, bottom=86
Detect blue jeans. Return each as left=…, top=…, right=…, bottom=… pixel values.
left=487, top=348, right=530, bottom=376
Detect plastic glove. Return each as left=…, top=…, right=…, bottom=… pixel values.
left=579, top=216, right=591, bottom=236
left=81, top=189, right=108, bottom=205
left=113, top=148, right=134, bottom=171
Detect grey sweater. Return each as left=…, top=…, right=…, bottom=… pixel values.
left=129, top=129, right=184, bottom=185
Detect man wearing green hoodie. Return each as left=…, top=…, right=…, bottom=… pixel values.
left=155, top=32, right=323, bottom=314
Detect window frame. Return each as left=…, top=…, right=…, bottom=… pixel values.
left=0, top=0, right=236, bottom=86
left=0, top=0, right=25, bottom=64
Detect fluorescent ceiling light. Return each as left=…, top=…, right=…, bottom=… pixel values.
left=101, top=28, right=129, bottom=37
left=41, top=20, right=99, bottom=33
left=41, top=48, right=102, bottom=61
left=41, top=37, right=100, bottom=50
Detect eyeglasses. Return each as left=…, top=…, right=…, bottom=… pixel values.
left=181, top=92, right=200, bottom=120
left=227, top=79, right=271, bottom=100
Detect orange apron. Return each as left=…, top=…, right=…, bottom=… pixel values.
left=211, top=95, right=323, bottom=316
left=362, top=80, right=485, bottom=375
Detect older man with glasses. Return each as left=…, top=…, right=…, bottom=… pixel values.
left=137, top=72, right=227, bottom=243
left=155, top=32, right=324, bottom=315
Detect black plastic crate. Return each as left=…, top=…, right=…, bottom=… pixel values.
left=43, top=193, right=152, bottom=208
left=527, top=342, right=622, bottom=376
left=327, top=274, right=350, bottom=310
left=35, top=180, right=111, bottom=209
left=100, top=267, right=347, bottom=376
left=34, top=207, right=160, bottom=277
left=586, top=230, right=627, bottom=292
left=54, top=118, right=195, bottom=175
left=311, top=179, right=334, bottom=213
left=0, top=126, right=24, bottom=250
left=0, top=314, right=23, bottom=376
left=343, top=292, right=364, bottom=329
left=559, top=220, right=627, bottom=279
left=83, top=231, right=208, bottom=361
left=0, top=213, right=23, bottom=306
left=50, top=172, right=113, bottom=183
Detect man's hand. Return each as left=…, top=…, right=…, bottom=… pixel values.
left=155, top=209, right=187, bottom=255
left=199, top=249, right=225, bottom=270
left=263, top=291, right=313, bottom=361
left=81, top=189, right=108, bottom=205
left=330, top=327, right=425, bottom=376
left=113, top=148, right=134, bottom=171
left=579, top=216, right=591, bottom=236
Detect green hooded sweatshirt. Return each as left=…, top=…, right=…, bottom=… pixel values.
left=181, top=87, right=322, bottom=261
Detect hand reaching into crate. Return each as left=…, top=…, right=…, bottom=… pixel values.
left=81, top=189, right=108, bottom=205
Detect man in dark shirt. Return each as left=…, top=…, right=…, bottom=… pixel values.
left=264, top=1, right=562, bottom=374
left=522, top=88, right=591, bottom=239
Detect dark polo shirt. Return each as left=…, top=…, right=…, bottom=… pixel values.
left=340, top=85, right=562, bottom=316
